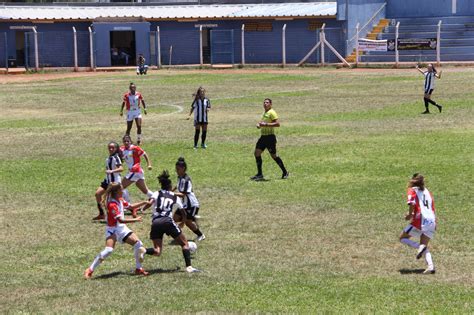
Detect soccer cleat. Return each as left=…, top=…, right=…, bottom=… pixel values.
left=201, top=144, right=207, bottom=149
left=250, top=174, right=264, bottom=181
left=416, top=244, right=427, bottom=259
left=134, top=268, right=149, bottom=276
left=423, top=267, right=436, bottom=274
left=138, top=247, right=146, bottom=263
left=84, top=268, right=93, bottom=279
left=438, top=105, right=442, bottom=113
left=92, top=214, right=104, bottom=221
left=421, top=111, right=430, bottom=114
left=137, top=140, right=141, bottom=145
left=186, top=266, right=201, bottom=273
left=282, top=172, right=290, bottom=179
left=196, top=234, right=206, bottom=242
left=193, top=146, right=198, bottom=150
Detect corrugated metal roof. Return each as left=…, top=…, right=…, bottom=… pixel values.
left=0, top=3, right=336, bottom=20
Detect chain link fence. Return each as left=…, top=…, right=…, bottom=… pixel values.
left=18, top=25, right=346, bottom=70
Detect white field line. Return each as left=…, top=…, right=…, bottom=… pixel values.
left=0, top=87, right=320, bottom=124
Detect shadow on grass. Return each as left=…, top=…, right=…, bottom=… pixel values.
left=94, top=271, right=126, bottom=279
left=399, top=268, right=425, bottom=274
left=93, top=267, right=181, bottom=280
left=147, top=267, right=182, bottom=275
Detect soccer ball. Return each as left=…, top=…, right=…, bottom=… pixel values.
left=188, top=241, right=197, bottom=254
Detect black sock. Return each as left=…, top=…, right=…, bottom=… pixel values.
left=423, top=98, right=430, bottom=111
left=194, top=130, right=200, bottom=147
left=97, top=203, right=104, bottom=215
left=201, top=130, right=207, bottom=145
left=274, top=157, right=287, bottom=174
left=427, top=99, right=439, bottom=107
left=193, top=229, right=203, bottom=237
left=256, top=156, right=263, bottom=176
left=145, top=248, right=155, bottom=255
left=182, top=249, right=192, bottom=267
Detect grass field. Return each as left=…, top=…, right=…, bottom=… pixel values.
left=1, top=67, right=473, bottom=313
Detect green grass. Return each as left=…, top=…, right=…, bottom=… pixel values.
left=0, top=68, right=473, bottom=313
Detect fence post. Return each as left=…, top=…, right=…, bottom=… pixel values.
left=355, top=22, right=360, bottom=66
left=4, top=33, right=7, bottom=73
left=282, top=24, right=287, bottom=67
left=33, top=27, right=39, bottom=71
left=88, top=27, right=95, bottom=71
left=320, top=24, right=326, bottom=66
left=169, top=46, right=173, bottom=66
left=72, top=27, right=78, bottom=72
left=199, top=25, right=203, bottom=66
left=156, top=26, right=161, bottom=68
left=241, top=24, right=245, bottom=66
left=437, top=20, right=442, bottom=66
left=395, top=21, right=400, bottom=68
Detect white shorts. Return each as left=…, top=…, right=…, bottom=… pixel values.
left=403, top=224, right=435, bottom=240
left=126, top=110, right=142, bottom=122
left=125, top=171, right=145, bottom=182
left=105, top=225, right=133, bottom=243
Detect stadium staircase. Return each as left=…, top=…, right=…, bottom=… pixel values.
left=346, top=18, right=390, bottom=63
left=359, top=16, right=474, bottom=62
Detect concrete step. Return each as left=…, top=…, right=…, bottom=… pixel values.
left=386, top=24, right=474, bottom=32
left=387, top=16, right=474, bottom=25
left=379, top=31, right=474, bottom=39
left=361, top=53, right=474, bottom=62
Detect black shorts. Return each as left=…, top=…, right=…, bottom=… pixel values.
left=256, top=135, right=277, bottom=154
left=425, top=88, right=434, bottom=95
left=194, top=120, right=208, bottom=126
left=150, top=216, right=182, bottom=240
left=175, top=207, right=200, bottom=221
left=100, top=179, right=109, bottom=190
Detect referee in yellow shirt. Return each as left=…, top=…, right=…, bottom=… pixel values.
left=251, top=98, right=289, bottom=181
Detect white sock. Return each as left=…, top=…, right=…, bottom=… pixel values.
left=400, top=238, right=419, bottom=249
left=123, top=189, right=131, bottom=203
left=90, top=256, right=101, bottom=272
left=134, top=241, right=143, bottom=269
left=146, top=190, right=153, bottom=198
left=425, top=250, right=434, bottom=269
left=90, top=247, right=113, bottom=271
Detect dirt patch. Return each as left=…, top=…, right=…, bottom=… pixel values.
left=2, top=65, right=474, bottom=84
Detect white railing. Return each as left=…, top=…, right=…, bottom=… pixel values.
left=346, top=2, right=387, bottom=54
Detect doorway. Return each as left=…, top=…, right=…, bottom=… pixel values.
left=15, top=30, right=26, bottom=66
left=202, top=28, right=211, bottom=64
left=110, top=31, right=136, bottom=66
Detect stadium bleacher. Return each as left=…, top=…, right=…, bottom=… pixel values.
left=361, top=15, right=474, bottom=62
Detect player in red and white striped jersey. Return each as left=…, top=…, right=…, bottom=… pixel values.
left=120, top=135, right=154, bottom=216
left=399, top=173, right=437, bottom=274
left=120, top=83, right=147, bottom=145
left=84, top=183, right=149, bottom=279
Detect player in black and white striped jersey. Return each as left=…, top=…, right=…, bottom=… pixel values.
left=93, top=142, right=124, bottom=221
left=188, top=87, right=211, bottom=149
left=173, top=157, right=206, bottom=241
left=416, top=64, right=442, bottom=114
left=144, top=170, right=200, bottom=273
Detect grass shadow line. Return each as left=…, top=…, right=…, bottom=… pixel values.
left=399, top=268, right=425, bottom=274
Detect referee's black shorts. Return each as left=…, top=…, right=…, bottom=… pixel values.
left=256, top=134, right=277, bottom=154
left=150, top=216, right=182, bottom=240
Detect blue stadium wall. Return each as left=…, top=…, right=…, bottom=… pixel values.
left=0, top=21, right=91, bottom=68
left=0, top=18, right=345, bottom=67
left=150, top=19, right=345, bottom=65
